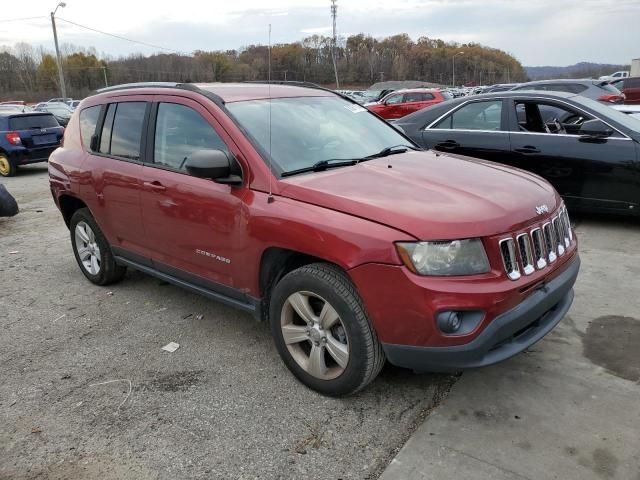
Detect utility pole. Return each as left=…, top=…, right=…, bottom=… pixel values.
left=452, top=51, right=464, bottom=87
left=51, top=2, right=67, bottom=99
left=102, top=66, right=108, bottom=87
left=330, top=0, right=339, bottom=88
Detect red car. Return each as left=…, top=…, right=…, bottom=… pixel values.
left=49, top=83, right=579, bottom=396
left=365, top=89, right=447, bottom=119
left=618, top=77, right=640, bottom=105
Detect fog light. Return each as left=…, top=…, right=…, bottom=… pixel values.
left=438, top=311, right=462, bottom=334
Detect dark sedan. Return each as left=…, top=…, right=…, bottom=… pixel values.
left=395, top=91, right=640, bottom=216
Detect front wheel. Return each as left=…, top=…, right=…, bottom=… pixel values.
left=269, top=263, right=385, bottom=396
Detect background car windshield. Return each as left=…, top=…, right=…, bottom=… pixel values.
left=227, top=96, right=410, bottom=173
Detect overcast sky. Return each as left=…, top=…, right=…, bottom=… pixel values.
left=1, top=0, right=638, bottom=66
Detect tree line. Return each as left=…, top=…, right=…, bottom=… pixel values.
left=0, top=34, right=527, bottom=101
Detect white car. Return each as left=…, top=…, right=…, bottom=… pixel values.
left=599, top=71, right=630, bottom=81
left=612, top=104, right=640, bottom=121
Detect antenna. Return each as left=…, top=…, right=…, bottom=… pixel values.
left=267, top=23, right=274, bottom=204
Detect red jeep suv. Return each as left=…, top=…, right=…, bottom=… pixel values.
left=49, top=82, right=580, bottom=396
left=365, top=88, right=447, bottom=119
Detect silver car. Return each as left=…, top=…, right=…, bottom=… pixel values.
left=510, top=79, right=623, bottom=105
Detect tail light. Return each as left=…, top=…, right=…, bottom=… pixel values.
left=598, top=95, right=623, bottom=104
left=5, top=132, right=21, bottom=145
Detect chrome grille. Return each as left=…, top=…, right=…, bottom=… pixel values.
left=499, top=238, right=521, bottom=280
left=530, top=228, right=547, bottom=269
left=542, top=222, right=557, bottom=263
left=552, top=216, right=565, bottom=256
left=499, top=206, right=574, bottom=281
left=516, top=233, right=535, bottom=275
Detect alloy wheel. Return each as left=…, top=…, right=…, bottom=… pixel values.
left=0, top=156, right=10, bottom=176
left=280, top=291, right=349, bottom=380
left=75, top=221, right=101, bottom=275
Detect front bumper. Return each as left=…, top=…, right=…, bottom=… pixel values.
left=381, top=255, right=580, bottom=372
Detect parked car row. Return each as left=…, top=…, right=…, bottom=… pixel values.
left=395, top=90, right=640, bottom=216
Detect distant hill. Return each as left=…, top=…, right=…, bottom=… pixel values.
left=525, top=62, right=630, bottom=80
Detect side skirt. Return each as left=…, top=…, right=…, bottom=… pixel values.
left=114, top=255, right=263, bottom=320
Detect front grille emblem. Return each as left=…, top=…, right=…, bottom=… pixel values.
left=535, top=204, right=549, bottom=215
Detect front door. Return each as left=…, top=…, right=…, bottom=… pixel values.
left=507, top=98, right=639, bottom=212
left=139, top=98, right=248, bottom=293
left=422, top=99, right=512, bottom=164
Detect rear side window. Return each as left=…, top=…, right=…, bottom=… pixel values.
left=98, top=102, right=147, bottom=161
left=79, top=106, right=101, bottom=150
left=9, top=114, right=59, bottom=130
left=545, top=83, right=588, bottom=94
left=153, top=103, right=228, bottom=171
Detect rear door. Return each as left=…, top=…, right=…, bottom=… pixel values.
left=421, top=98, right=512, bottom=163
left=507, top=97, right=639, bottom=212
left=80, top=99, right=151, bottom=261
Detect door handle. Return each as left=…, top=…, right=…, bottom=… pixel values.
left=514, top=146, right=540, bottom=154
left=436, top=140, right=460, bottom=149
left=143, top=181, right=167, bottom=192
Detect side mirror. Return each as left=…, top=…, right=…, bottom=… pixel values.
left=578, top=119, right=613, bottom=139
left=184, top=149, right=242, bottom=185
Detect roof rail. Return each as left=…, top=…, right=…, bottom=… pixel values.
left=241, top=80, right=359, bottom=104
left=93, top=82, right=225, bottom=106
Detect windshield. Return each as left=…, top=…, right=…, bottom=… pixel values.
left=226, top=96, right=412, bottom=175
left=574, top=96, right=640, bottom=133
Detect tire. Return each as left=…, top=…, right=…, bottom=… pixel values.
left=70, top=208, right=126, bottom=286
left=0, top=184, right=19, bottom=217
left=269, top=263, right=385, bottom=396
left=0, top=155, right=16, bottom=177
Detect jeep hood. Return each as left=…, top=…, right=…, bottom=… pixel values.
left=278, top=151, right=561, bottom=240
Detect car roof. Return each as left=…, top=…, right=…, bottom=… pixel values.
left=518, top=79, right=597, bottom=85
left=93, top=82, right=337, bottom=104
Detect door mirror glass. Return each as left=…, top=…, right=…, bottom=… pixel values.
left=184, top=149, right=231, bottom=179
left=578, top=119, right=613, bottom=138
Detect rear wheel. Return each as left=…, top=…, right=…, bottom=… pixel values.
left=0, top=155, right=16, bottom=177
left=269, top=263, right=385, bottom=396
left=70, top=208, right=126, bottom=285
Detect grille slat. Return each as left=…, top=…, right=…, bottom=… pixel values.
left=499, top=207, right=574, bottom=280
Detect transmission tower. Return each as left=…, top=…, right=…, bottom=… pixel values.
left=331, top=0, right=339, bottom=88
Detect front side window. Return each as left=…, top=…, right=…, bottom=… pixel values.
left=434, top=100, right=503, bottom=131
left=515, top=101, right=593, bottom=135
left=99, top=102, right=147, bottom=160
left=153, top=103, right=228, bottom=170
left=79, top=105, right=101, bottom=150
left=385, top=94, right=404, bottom=105
left=226, top=96, right=411, bottom=174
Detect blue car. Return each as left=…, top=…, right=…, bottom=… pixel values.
left=0, top=112, right=64, bottom=177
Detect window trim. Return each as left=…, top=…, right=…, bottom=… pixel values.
left=145, top=100, right=242, bottom=179
left=427, top=98, right=507, bottom=132
left=92, top=101, right=151, bottom=165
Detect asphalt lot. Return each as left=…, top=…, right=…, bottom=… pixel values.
left=0, top=164, right=454, bottom=480
left=2, top=165, right=640, bottom=480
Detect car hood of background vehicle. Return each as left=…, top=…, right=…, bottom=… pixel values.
left=278, top=151, right=561, bottom=240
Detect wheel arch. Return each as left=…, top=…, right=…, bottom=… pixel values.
left=58, top=194, right=89, bottom=228
left=258, top=247, right=348, bottom=321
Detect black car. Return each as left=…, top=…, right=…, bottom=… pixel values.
left=395, top=91, right=640, bottom=216
left=0, top=112, right=64, bottom=177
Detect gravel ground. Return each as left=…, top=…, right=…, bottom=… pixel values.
left=0, top=165, right=455, bottom=480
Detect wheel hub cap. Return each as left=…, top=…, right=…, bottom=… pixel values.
left=280, top=291, right=349, bottom=380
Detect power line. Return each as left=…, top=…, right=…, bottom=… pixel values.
left=56, top=17, right=185, bottom=54
left=0, top=15, right=47, bottom=22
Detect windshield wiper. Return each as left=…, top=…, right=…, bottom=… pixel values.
left=281, top=158, right=359, bottom=177
left=280, top=145, right=419, bottom=178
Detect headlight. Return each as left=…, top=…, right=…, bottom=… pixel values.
left=396, top=239, right=490, bottom=276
